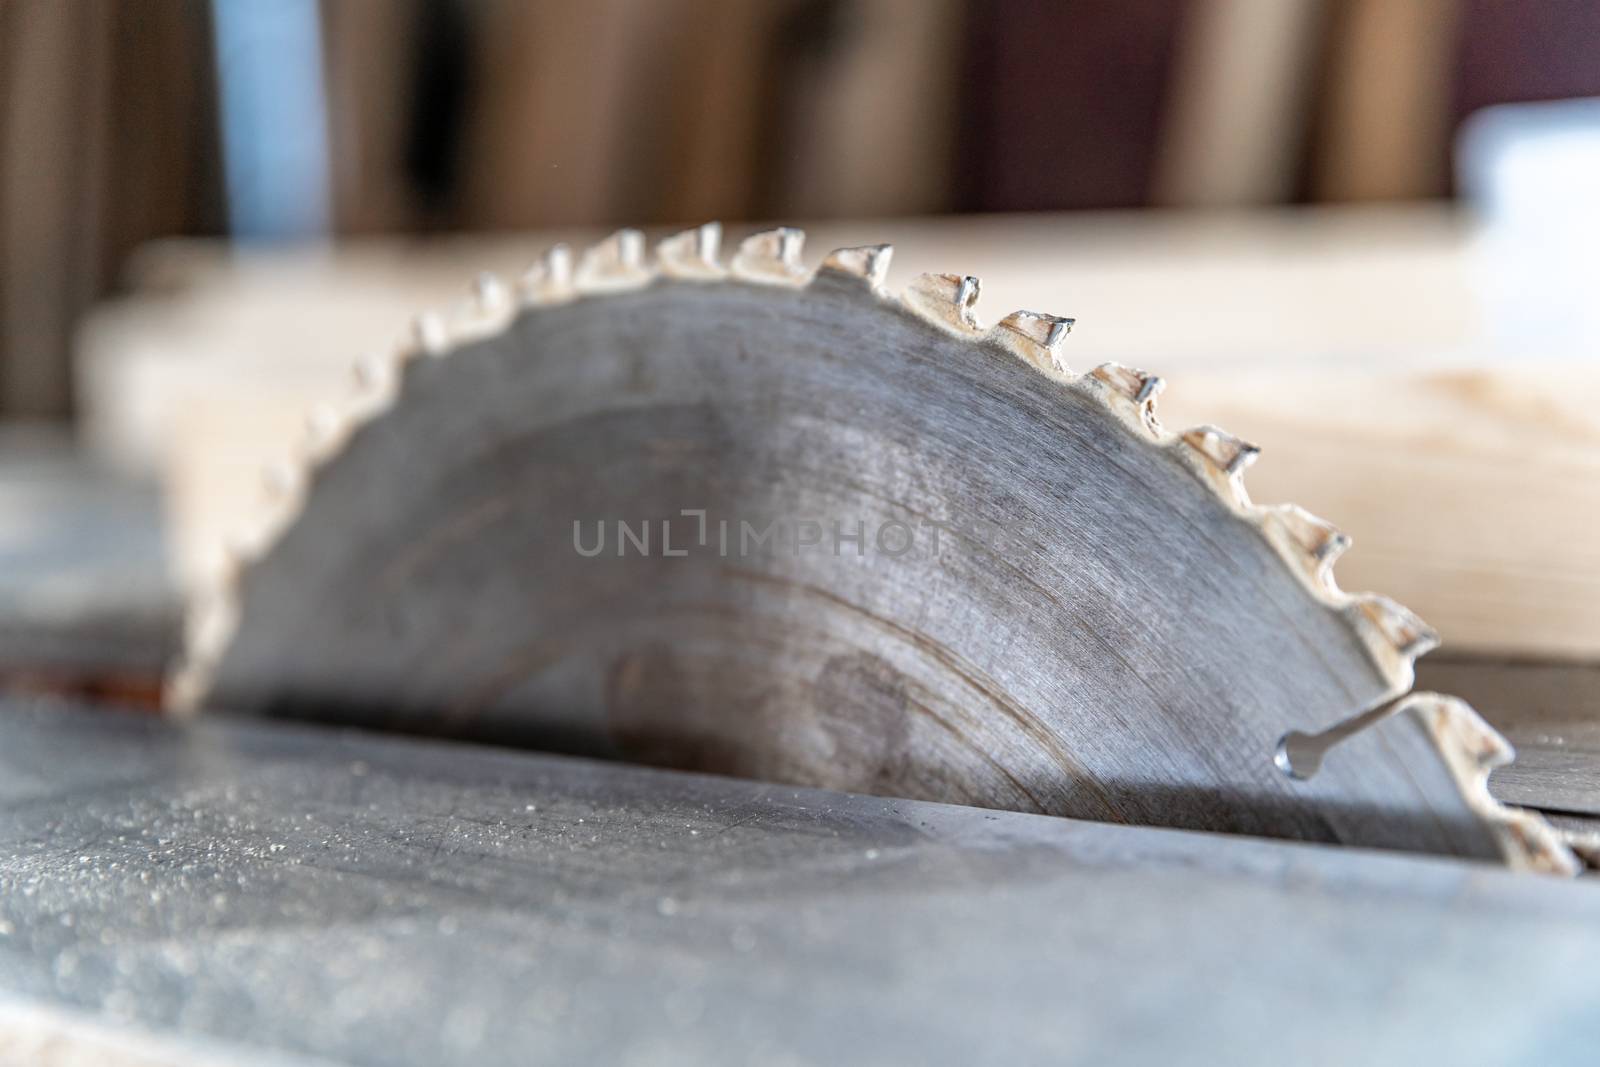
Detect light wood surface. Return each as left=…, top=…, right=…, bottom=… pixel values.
left=1159, top=367, right=1600, bottom=659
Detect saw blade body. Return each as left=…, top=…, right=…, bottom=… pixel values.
left=177, top=228, right=1576, bottom=873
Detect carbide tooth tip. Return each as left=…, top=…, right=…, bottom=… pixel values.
left=1360, top=595, right=1438, bottom=658
left=1261, top=505, right=1352, bottom=593
left=305, top=406, right=338, bottom=439
left=732, top=227, right=808, bottom=284
left=607, top=228, right=644, bottom=265
left=544, top=243, right=573, bottom=278
left=1089, top=364, right=1160, bottom=401
left=998, top=310, right=1073, bottom=349
left=1182, top=425, right=1260, bottom=477
left=1081, top=365, right=1166, bottom=436
left=261, top=459, right=303, bottom=500
left=658, top=223, right=726, bottom=279
left=955, top=275, right=979, bottom=310
left=621, top=230, right=645, bottom=265
left=351, top=352, right=389, bottom=390
left=1045, top=318, right=1073, bottom=349
left=596, top=229, right=638, bottom=260
left=577, top=229, right=652, bottom=290
left=820, top=244, right=893, bottom=288
left=905, top=273, right=984, bottom=332
left=1276, top=504, right=1348, bottom=555
left=412, top=312, right=448, bottom=355
left=993, top=310, right=1074, bottom=373
left=518, top=243, right=577, bottom=304
left=473, top=271, right=509, bottom=311
left=299, top=404, right=348, bottom=464
left=1404, top=629, right=1441, bottom=658
left=778, top=227, right=803, bottom=262
left=696, top=221, right=722, bottom=261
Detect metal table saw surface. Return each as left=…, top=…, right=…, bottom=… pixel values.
left=1, top=701, right=1597, bottom=1066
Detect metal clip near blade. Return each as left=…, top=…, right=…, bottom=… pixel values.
left=1275, top=695, right=1408, bottom=780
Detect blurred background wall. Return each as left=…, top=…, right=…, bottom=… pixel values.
left=3, top=0, right=1599, bottom=420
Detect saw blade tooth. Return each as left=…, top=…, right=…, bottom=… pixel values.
left=347, top=350, right=402, bottom=421
left=472, top=271, right=510, bottom=315
left=1081, top=363, right=1165, bottom=436
left=1405, top=694, right=1581, bottom=875
left=576, top=229, right=652, bottom=292
left=658, top=223, right=726, bottom=280
left=818, top=244, right=893, bottom=290
left=222, top=522, right=271, bottom=571
left=448, top=272, right=515, bottom=343
left=1192, top=426, right=1260, bottom=477
left=732, top=227, right=808, bottom=285
left=1176, top=425, right=1259, bottom=505
left=903, top=272, right=983, bottom=333
left=250, top=493, right=300, bottom=557
left=1261, top=504, right=1351, bottom=590
left=410, top=311, right=450, bottom=357
left=257, top=456, right=311, bottom=547
left=298, top=403, right=350, bottom=465
left=168, top=588, right=241, bottom=717
left=345, top=364, right=400, bottom=430
left=201, top=540, right=237, bottom=587
left=992, top=310, right=1074, bottom=375
left=1354, top=593, right=1440, bottom=660
left=519, top=244, right=576, bottom=305
left=350, top=351, right=391, bottom=392
left=1278, top=691, right=1579, bottom=874
left=164, top=668, right=206, bottom=717
left=260, top=458, right=305, bottom=503
left=1088, top=363, right=1166, bottom=405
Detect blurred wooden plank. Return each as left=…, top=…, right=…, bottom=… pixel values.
left=775, top=0, right=963, bottom=218
left=638, top=0, right=791, bottom=224
left=73, top=208, right=1600, bottom=658
left=957, top=0, right=1187, bottom=210
left=455, top=0, right=663, bottom=228
left=0, top=0, right=110, bottom=416
left=1453, top=1, right=1600, bottom=128
left=1155, top=0, right=1323, bottom=206
left=1312, top=0, right=1458, bottom=201
left=0, top=0, right=218, bottom=418
left=322, top=0, right=424, bottom=232
left=1159, top=365, right=1600, bottom=660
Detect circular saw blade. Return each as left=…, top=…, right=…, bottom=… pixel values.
left=174, top=225, right=1576, bottom=874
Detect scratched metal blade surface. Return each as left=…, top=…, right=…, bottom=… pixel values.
left=175, top=227, right=1575, bottom=872
left=4, top=703, right=1598, bottom=1067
